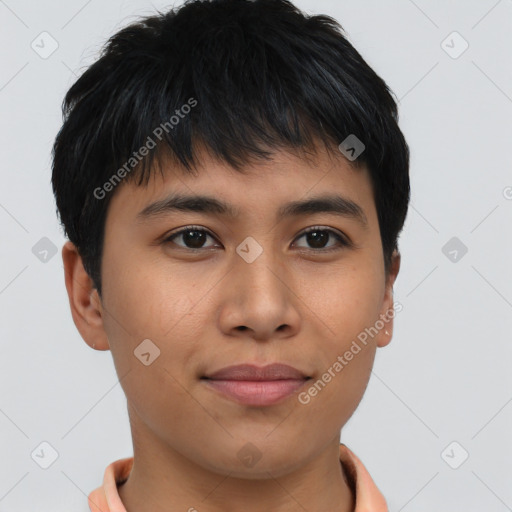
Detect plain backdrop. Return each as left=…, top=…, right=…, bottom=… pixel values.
left=1, top=0, right=511, bottom=510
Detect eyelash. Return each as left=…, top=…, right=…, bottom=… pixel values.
left=162, top=225, right=351, bottom=253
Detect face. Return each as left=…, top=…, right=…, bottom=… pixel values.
left=84, top=147, right=399, bottom=477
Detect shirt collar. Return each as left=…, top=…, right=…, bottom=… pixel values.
left=339, top=443, right=388, bottom=511
left=88, top=444, right=387, bottom=512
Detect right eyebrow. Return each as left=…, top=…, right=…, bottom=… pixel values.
left=136, top=193, right=239, bottom=221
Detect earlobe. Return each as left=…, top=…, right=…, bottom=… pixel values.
left=376, top=250, right=401, bottom=348
left=61, top=241, right=110, bottom=351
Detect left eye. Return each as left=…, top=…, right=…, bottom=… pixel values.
left=293, top=227, right=348, bottom=251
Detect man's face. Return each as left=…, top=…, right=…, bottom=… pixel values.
left=96, top=147, right=399, bottom=477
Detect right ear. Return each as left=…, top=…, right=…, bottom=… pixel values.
left=61, top=241, right=110, bottom=351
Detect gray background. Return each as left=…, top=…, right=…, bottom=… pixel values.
left=1, top=0, right=511, bottom=510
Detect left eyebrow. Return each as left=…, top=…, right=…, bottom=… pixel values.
left=277, top=194, right=368, bottom=229
left=136, top=192, right=368, bottom=229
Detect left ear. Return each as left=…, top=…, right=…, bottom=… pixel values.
left=376, top=250, right=401, bottom=348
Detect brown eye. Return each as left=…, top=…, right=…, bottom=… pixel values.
left=164, top=226, right=218, bottom=250
left=294, top=227, right=349, bottom=251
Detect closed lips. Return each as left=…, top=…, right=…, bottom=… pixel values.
left=203, top=363, right=310, bottom=381
left=202, top=364, right=311, bottom=406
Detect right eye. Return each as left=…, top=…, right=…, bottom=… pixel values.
left=162, top=226, right=221, bottom=250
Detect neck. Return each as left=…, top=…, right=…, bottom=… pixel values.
left=118, top=405, right=355, bottom=512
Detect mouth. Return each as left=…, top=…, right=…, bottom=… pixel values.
left=201, top=363, right=312, bottom=406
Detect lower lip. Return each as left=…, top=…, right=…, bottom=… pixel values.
left=204, top=379, right=308, bottom=406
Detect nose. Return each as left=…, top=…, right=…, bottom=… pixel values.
left=217, top=245, right=301, bottom=342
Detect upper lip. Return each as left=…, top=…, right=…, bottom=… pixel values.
left=204, top=363, right=309, bottom=381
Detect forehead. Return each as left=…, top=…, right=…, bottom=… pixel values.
left=106, top=146, right=376, bottom=226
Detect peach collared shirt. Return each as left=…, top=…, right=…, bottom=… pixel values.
left=88, top=444, right=388, bottom=512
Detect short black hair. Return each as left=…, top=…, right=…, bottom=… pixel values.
left=51, top=0, right=410, bottom=297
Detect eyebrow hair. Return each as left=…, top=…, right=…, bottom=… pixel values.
left=136, top=192, right=368, bottom=228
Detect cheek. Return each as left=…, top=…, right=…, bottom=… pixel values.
left=100, top=248, right=221, bottom=380
left=101, top=249, right=200, bottom=338
left=299, top=327, right=378, bottom=434
left=297, top=258, right=383, bottom=412
left=303, top=261, right=384, bottom=349
left=98, top=259, right=209, bottom=431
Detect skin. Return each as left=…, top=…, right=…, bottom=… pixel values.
left=62, top=145, right=400, bottom=512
